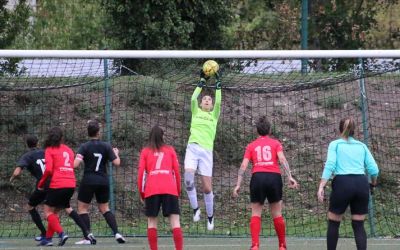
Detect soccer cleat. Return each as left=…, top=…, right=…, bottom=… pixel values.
left=35, top=235, right=45, bottom=241
left=115, top=233, right=126, bottom=243
left=75, top=239, right=91, bottom=245
left=193, top=208, right=201, bottom=222
left=37, top=238, right=53, bottom=246
left=207, top=216, right=214, bottom=231
left=87, top=233, right=97, bottom=245
left=58, top=232, right=69, bottom=246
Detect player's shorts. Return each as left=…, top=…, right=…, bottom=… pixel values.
left=28, top=188, right=47, bottom=207
left=329, top=174, right=370, bottom=215
left=184, top=143, right=213, bottom=177
left=78, top=184, right=109, bottom=204
left=144, top=194, right=180, bottom=217
left=45, top=188, right=75, bottom=209
left=250, top=172, right=283, bottom=204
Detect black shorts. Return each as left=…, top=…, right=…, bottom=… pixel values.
left=250, top=172, right=283, bottom=204
left=329, top=175, right=370, bottom=215
left=28, top=189, right=47, bottom=207
left=145, top=194, right=180, bottom=217
left=78, top=184, right=109, bottom=204
left=45, top=188, right=75, bottom=209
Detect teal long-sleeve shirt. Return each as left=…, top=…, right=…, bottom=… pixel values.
left=188, top=87, right=221, bottom=151
left=321, top=137, right=379, bottom=180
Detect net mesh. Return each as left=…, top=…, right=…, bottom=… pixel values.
left=0, top=58, right=399, bottom=238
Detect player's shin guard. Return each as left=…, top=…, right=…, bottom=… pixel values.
left=103, top=211, right=119, bottom=235
left=69, top=210, right=89, bottom=237
left=184, top=172, right=198, bottom=209
left=273, top=216, right=286, bottom=248
left=172, top=227, right=183, bottom=250
left=147, top=228, right=158, bottom=250
left=351, top=220, right=367, bottom=250
left=79, top=213, right=91, bottom=231
left=250, top=216, right=261, bottom=247
left=47, top=214, right=63, bottom=234
left=327, top=220, right=340, bottom=250
left=204, top=192, right=214, bottom=218
left=29, top=208, right=46, bottom=236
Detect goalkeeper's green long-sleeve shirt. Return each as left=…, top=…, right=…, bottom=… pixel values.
left=188, top=87, right=221, bottom=151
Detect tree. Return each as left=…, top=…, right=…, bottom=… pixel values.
left=0, top=0, right=30, bottom=75
left=102, top=0, right=233, bottom=72
left=13, top=0, right=106, bottom=49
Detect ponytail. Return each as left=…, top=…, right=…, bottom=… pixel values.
left=339, top=117, right=355, bottom=138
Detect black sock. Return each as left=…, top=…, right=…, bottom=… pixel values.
left=69, top=210, right=89, bottom=237
left=103, top=211, right=119, bottom=235
left=28, top=208, right=46, bottom=236
left=79, top=213, right=91, bottom=232
left=208, top=216, right=213, bottom=223
left=193, top=207, right=199, bottom=214
left=352, top=220, right=367, bottom=250
left=327, top=219, right=340, bottom=250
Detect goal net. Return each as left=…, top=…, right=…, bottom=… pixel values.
left=0, top=51, right=399, bottom=238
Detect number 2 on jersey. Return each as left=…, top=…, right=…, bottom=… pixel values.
left=255, top=145, right=272, bottom=162
left=63, top=151, right=71, bottom=167
left=94, top=153, right=103, bottom=172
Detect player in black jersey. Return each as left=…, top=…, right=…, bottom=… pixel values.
left=74, top=120, right=126, bottom=244
left=10, top=135, right=47, bottom=241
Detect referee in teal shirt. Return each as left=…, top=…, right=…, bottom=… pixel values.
left=318, top=117, right=379, bottom=250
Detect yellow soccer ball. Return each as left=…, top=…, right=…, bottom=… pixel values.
left=202, top=60, right=219, bottom=77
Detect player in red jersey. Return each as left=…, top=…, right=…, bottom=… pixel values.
left=37, top=127, right=95, bottom=246
left=233, top=117, right=299, bottom=250
left=137, top=125, right=183, bottom=250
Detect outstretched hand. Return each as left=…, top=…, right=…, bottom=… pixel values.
left=215, top=72, right=222, bottom=89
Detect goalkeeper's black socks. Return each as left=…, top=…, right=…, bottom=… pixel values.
left=29, top=208, right=46, bottom=236
left=352, top=220, right=367, bottom=250
left=103, top=211, right=119, bottom=235
left=327, top=219, right=340, bottom=250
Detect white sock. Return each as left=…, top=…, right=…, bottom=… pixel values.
left=204, top=192, right=214, bottom=218
left=187, top=188, right=198, bottom=210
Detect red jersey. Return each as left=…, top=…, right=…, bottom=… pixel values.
left=38, top=144, right=76, bottom=189
left=137, top=145, right=181, bottom=199
left=244, top=136, right=283, bottom=174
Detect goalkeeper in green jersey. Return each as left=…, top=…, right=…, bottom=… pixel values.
left=184, top=70, right=221, bottom=231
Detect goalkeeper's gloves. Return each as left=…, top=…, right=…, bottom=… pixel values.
left=215, top=72, right=222, bottom=90
left=198, top=70, right=209, bottom=88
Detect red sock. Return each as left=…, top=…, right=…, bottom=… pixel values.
left=47, top=214, right=63, bottom=234
left=250, top=216, right=261, bottom=246
left=172, top=227, right=183, bottom=250
left=273, top=216, right=286, bottom=247
left=45, top=221, right=55, bottom=239
left=147, top=228, right=158, bottom=250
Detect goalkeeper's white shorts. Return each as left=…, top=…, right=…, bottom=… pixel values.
left=184, top=143, right=213, bottom=177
